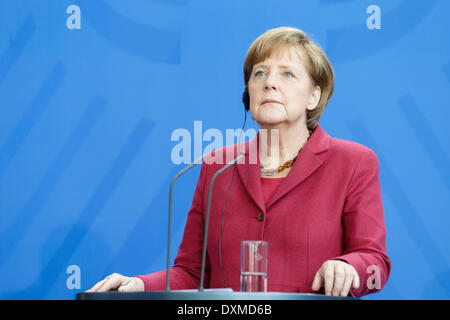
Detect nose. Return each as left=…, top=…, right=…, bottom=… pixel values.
left=264, top=73, right=278, bottom=91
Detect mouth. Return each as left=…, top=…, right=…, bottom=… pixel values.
left=261, top=99, right=282, bottom=105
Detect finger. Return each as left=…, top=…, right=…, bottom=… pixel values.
left=96, top=274, right=122, bottom=292
left=352, top=269, right=360, bottom=289
left=332, top=264, right=345, bottom=296
left=118, top=278, right=134, bottom=292
left=340, top=268, right=354, bottom=296
left=86, top=279, right=106, bottom=293
left=323, top=265, right=335, bottom=296
left=311, top=271, right=323, bottom=291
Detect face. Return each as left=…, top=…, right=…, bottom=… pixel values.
left=247, top=45, right=321, bottom=128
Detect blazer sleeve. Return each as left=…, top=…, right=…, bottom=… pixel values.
left=134, top=161, right=211, bottom=291
left=332, top=147, right=391, bottom=298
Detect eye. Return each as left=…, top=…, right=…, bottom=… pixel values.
left=283, top=71, right=294, bottom=78
left=254, top=70, right=265, bottom=77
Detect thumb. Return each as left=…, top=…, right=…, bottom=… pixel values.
left=117, top=277, right=133, bottom=292
left=353, top=271, right=360, bottom=289
left=311, top=271, right=323, bottom=291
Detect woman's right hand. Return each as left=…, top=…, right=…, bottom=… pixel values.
left=86, top=273, right=145, bottom=293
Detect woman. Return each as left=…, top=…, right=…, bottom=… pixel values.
left=87, top=27, right=391, bottom=297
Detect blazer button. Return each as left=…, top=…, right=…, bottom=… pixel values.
left=257, top=211, right=264, bottom=221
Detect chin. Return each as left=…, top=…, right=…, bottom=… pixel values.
left=256, top=117, right=287, bottom=127
left=256, top=112, right=286, bottom=125
left=255, top=110, right=286, bottom=124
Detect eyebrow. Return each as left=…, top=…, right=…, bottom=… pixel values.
left=253, top=64, right=299, bottom=71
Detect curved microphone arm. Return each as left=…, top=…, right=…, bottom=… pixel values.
left=166, top=155, right=205, bottom=291
left=198, top=154, right=245, bottom=291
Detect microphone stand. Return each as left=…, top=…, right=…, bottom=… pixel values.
left=166, top=155, right=205, bottom=291
left=198, top=154, right=244, bottom=291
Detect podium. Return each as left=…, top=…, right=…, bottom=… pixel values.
left=76, top=290, right=355, bottom=300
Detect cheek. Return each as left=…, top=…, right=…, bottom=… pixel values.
left=248, top=86, right=261, bottom=106
left=286, top=85, right=312, bottom=105
left=248, top=80, right=259, bottom=93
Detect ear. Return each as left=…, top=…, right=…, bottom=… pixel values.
left=307, top=85, right=321, bottom=111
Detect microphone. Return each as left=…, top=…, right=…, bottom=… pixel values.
left=198, top=153, right=245, bottom=291
left=166, top=154, right=205, bottom=291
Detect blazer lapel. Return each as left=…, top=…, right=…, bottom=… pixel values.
left=235, top=125, right=331, bottom=212
left=266, top=124, right=331, bottom=209
left=236, top=133, right=266, bottom=214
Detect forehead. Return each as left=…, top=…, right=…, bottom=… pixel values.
left=253, top=45, right=307, bottom=69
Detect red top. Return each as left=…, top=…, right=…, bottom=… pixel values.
left=261, top=177, right=284, bottom=206
left=136, top=124, right=391, bottom=297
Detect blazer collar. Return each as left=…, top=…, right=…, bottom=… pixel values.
left=236, top=124, right=331, bottom=213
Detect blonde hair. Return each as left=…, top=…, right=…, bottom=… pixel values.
left=243, top=27, right=334, bottom=130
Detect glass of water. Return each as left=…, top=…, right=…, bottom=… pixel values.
left=240, top=240, right=268, bottom=292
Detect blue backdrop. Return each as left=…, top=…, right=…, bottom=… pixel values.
left=1, top=0, right=449, bottom=300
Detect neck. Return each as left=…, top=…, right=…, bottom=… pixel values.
left=259, top=122, right=311, bottom=169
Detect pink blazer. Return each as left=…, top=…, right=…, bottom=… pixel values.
left=136, top=124, right=391, bottom=297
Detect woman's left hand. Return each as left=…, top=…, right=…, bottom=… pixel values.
left=311, top=260, right=360, bottom=296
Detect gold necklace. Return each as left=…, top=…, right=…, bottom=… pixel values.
left=260, top=130, right=312, bottom=176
